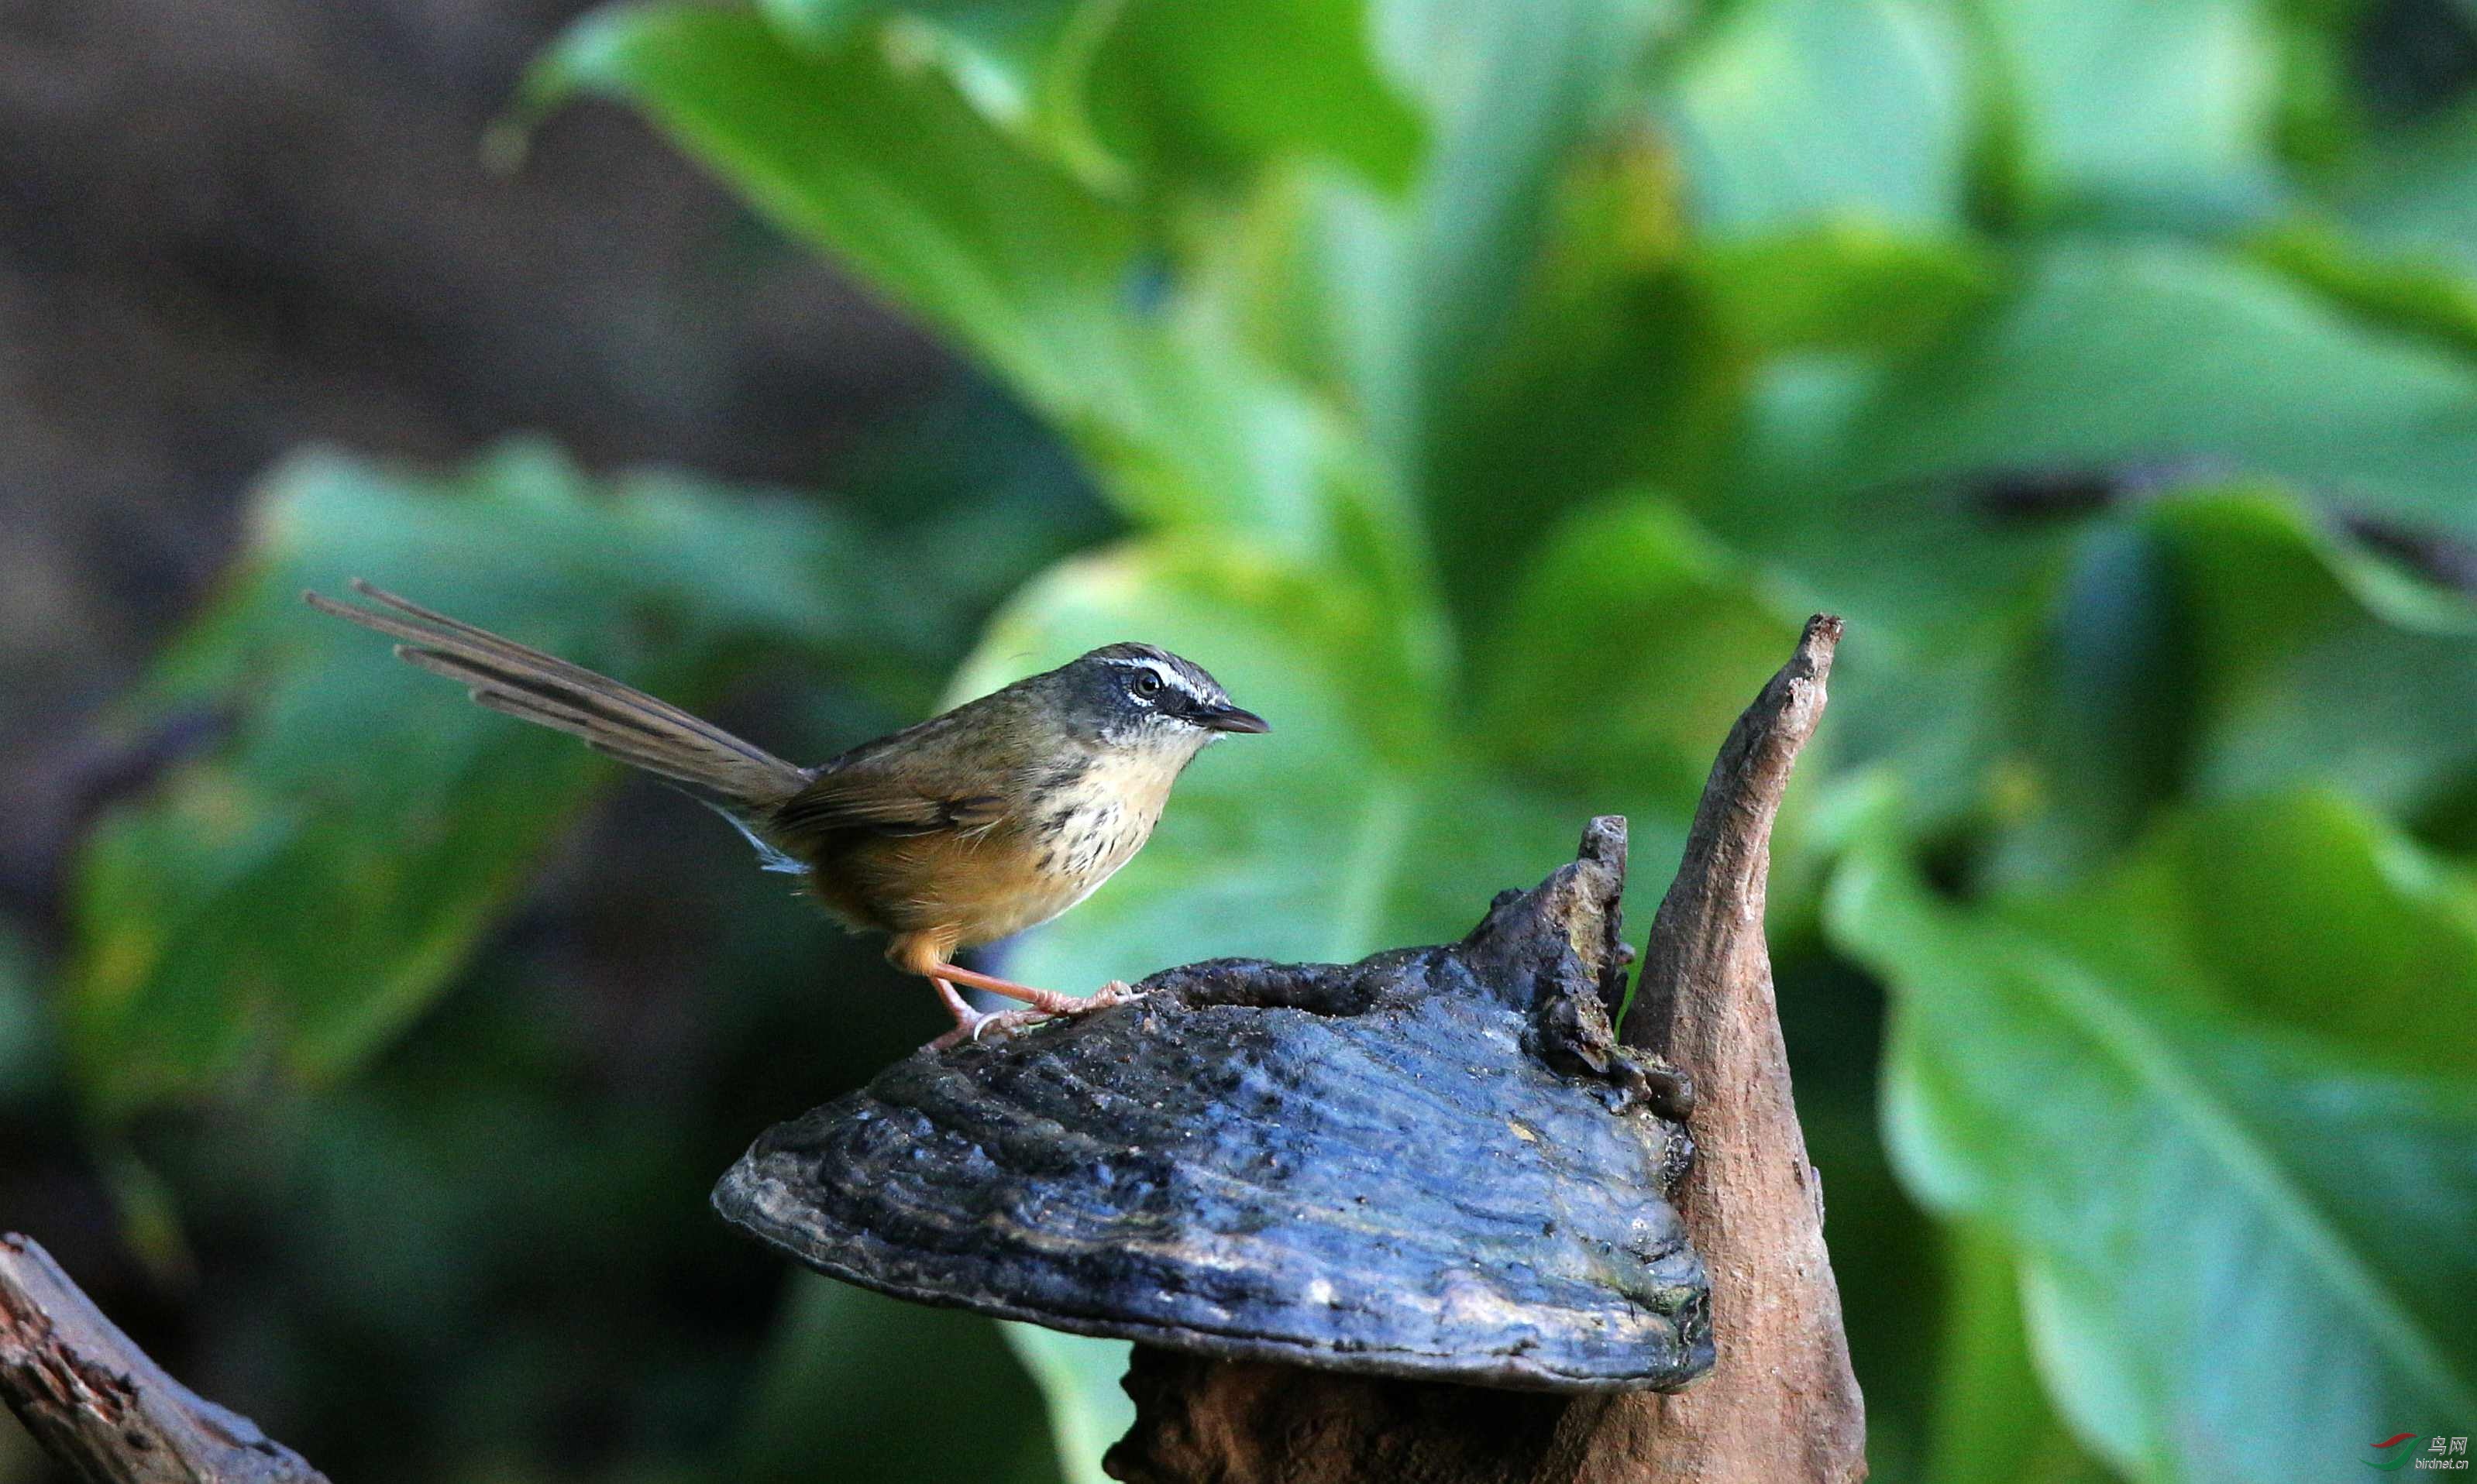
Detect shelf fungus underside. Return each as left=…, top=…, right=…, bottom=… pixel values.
left=714, top=819, right=1714, bottom=1393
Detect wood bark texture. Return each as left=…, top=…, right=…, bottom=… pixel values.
left=0, top=1232, right=328, bottom=1484
left=1550, top=611, right=1864, bottom=1484
left=1112, top=614, right=1863, bottom=1484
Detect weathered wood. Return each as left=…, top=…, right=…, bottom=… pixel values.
left=1548, top=613, right=1865, bottom=1484
left=0, top=1232, right=328, bottom=1484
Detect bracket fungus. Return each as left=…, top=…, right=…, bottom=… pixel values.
left=714, top=816, right=1712, bottom=1393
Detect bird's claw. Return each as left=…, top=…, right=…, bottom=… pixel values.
left=970, top=1008, right=1050, bottom=1044
left=927, top=981, right=1147, bottom=1051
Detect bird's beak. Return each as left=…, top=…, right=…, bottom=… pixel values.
left=1199, top=704, right=1270, bottom=734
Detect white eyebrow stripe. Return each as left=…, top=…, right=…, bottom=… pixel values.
left=1099, top=655, right=1207, bottom=700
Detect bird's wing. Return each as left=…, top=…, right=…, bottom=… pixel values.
left=767, top=763, right=1010, bottom=843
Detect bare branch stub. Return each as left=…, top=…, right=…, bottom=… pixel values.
left=0, top=1232, right=328, bottom=1484
left=1546, top=613, right=1865, bottom=1484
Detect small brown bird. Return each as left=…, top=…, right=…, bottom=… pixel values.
left=306, top=581, right=1268, bottom=1044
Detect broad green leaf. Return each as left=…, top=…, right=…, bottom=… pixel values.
left=1973, top=483, right=2477, bottom=883
left=2045, top=793, right=2477, bottom=1077
left=1691, top=225, right=1998, bottom=355
left=1980, top=0, right=2285, bottom=228
left=1474, top=495, right=1806, bottom=803
left=1103, top=0, right=1425, bottom=191
left=755, top=0, right=1422, bottom=193
left=1706, top=359, right=2083, bottom=649
left=1421, top=200, right=1994, bottom=626
left=1667, top=0, right=1973, bottom=234
left=886, top=0, right=1130, bottom=191
left=1925, top=1222, right=2117, bottom=1484
left=1002, top=1325, right=1134, bottom=1484
left=2288, top=97, right=2477, bottom=352
left=2148, top=493, right=2477, bottom=825
left=1833, top=795, right=2477, bottom=1483
left=64, top=442, right=901, bottom=1118
left=1756, top=477, right=2477, bottom=885
left=1982, top=519, right=2197, bottom=888
left=1829, top=241, right=2477, bottom=545
left=1405, top=131, right=1739, bottom=613
left=762, top=0, right=1131, bottom=191
left=2248, top=218, right=2477, bottom=361
left=540, top=4, right=1426, bottom=582
left=2342, top=96, right=2477, bottom=273
left=537, top=5, right=1141, bottom=429
left=753, top=0, right=879, bottom=47
left=1326, top=0, right=1673, bottom=472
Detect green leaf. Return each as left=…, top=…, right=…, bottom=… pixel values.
left=538, top=5, right=1141, bottom=426
left=2341, top=96, right=2477, bottom=275
left=1829, top=241, right=2477, bottom=546
left=1832, top=793, right=2477, bottom=1483
left=1105, top=0, right=1425, bottom=191
left=781, top=0, right=1135, bottom=191
left=1706, top=366, right=2077, bottom=650
left=1405, top=133, right=1738, bottom=615
left=2248, top=218, right=2477, bottom=362
left=1979, top=0, right=2285, bottom=228
left=64, top=442, right=900, bottom=1118
left=539, top=4, right=1422, bottom=579
left=1667, top=0, right=1973, bottom=234
left=1418, top=202, right=1995, bottom=629
left=1691, top=224, right=1998, bottom=354
left=1981, top=518, right=2198, bottom=888
left=1323, top=0, right=1674, bottom=472
left=2147, top=492, right=2477, bottom=824
left=754, top=0, right=1423, bottom=193
left=1333, top=0, right=1784, bottom=612
left=1474, top=496, right=1806, bottom=803
left=1002, top=1325, right=1135, bottom=1484
left=2048, top=792, right=2477, bottom=1077
left=752, top=0, right=881, bottom=48
left=1925, top=1222, right=2118, bottom=1484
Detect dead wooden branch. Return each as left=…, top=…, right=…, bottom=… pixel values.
left=1546, top=611, right=1865, bottom=1483
left=0, top=1232, right=328, bottom=1484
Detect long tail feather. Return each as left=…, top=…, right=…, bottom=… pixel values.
left=306, top=580, right=810, bottom=812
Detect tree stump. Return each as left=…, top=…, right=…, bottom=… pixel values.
left=1105, top=616, right=1862, bottom=1483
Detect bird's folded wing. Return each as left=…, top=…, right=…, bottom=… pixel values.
left=768, top=767, right=1009, bottom=843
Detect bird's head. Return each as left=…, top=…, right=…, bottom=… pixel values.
left=1048, top=643, right=1268, bottom=754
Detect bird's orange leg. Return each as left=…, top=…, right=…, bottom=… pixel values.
left=892, top=931, right=1139, bottom=1049
left=925, top=976, right=1003, bottom=1051
left=929, top=960, right=1100, bottom=1017
left=929, top=976, right=979, bottom=1026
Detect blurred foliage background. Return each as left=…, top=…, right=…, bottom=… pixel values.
left=6, top=0, right=2477, bottom=1480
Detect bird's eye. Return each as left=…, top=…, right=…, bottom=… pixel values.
left=1130, top=670, right=1165, bottom=700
